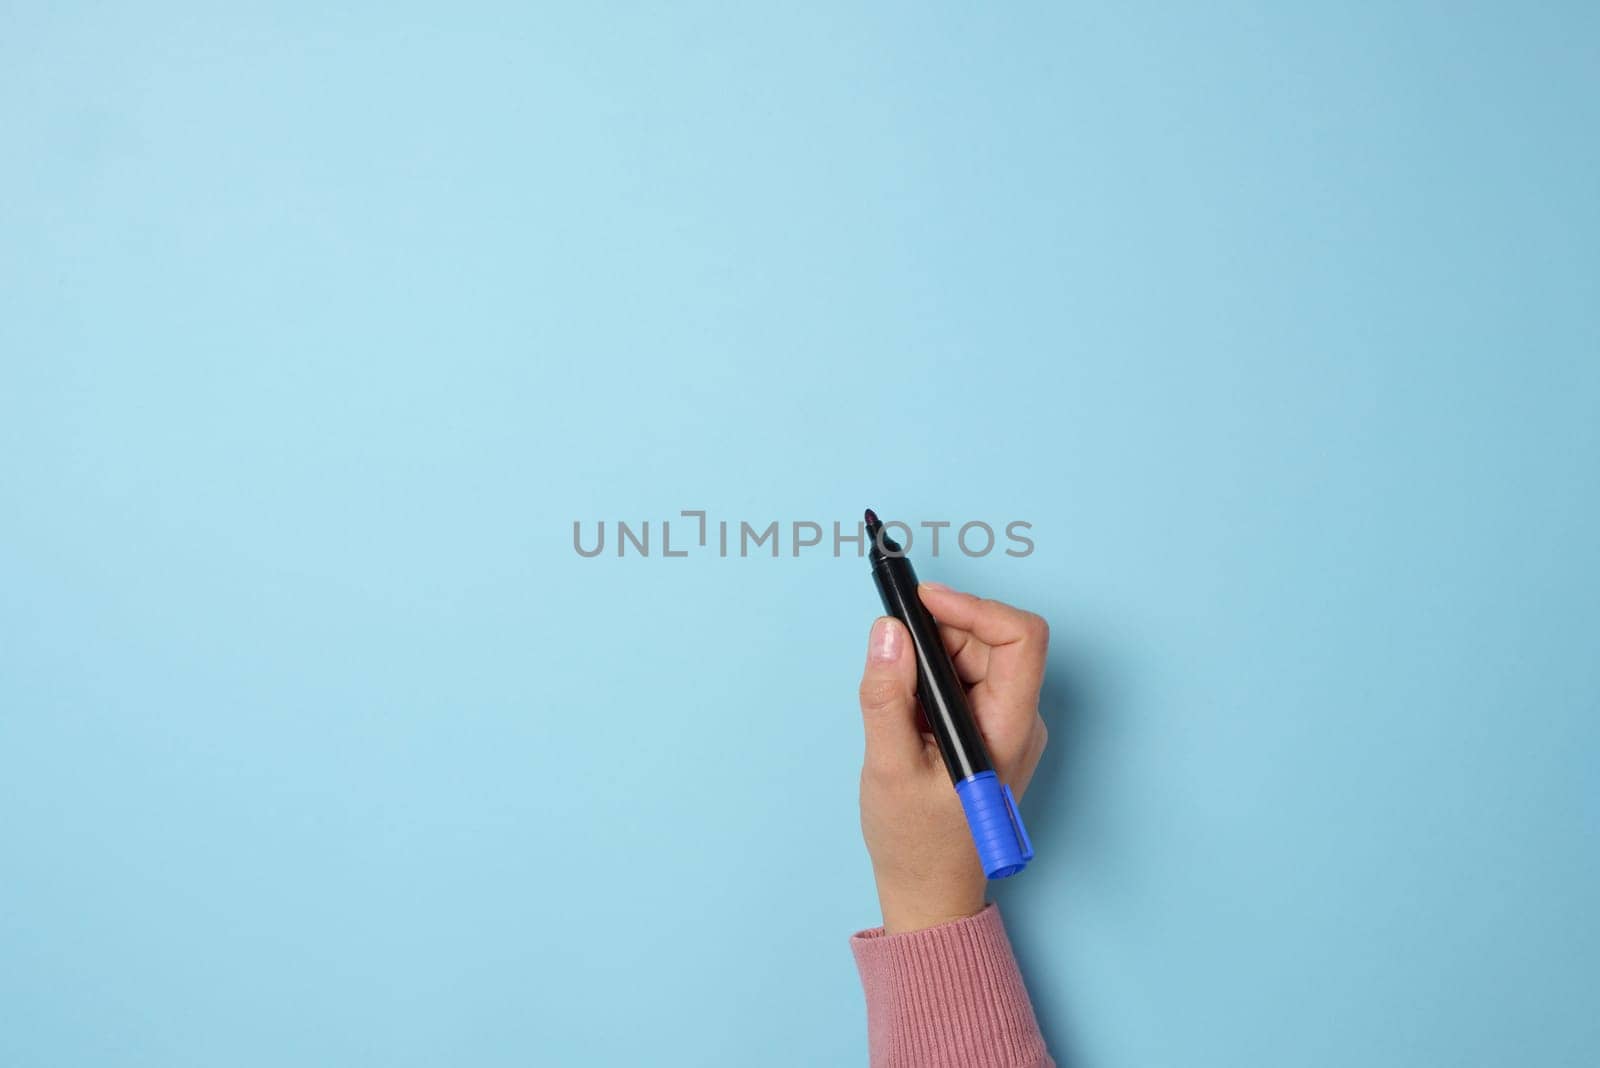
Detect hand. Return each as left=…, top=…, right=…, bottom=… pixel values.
left=857, top=583, right=1050, bottom=934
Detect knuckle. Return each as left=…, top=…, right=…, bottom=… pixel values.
left=1024, top=612, right=1051, bottom=647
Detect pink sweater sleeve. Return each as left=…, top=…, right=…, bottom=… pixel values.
left=850, top=904, right=1055, bottom=1067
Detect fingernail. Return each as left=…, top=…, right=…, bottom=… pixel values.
left=920, top=582, right=949, bottom=593
left=869, top=617, right=901, bottom=663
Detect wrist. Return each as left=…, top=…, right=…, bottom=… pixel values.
left=878, top=881, right=987, bottom=935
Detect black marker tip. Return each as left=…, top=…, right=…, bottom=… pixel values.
left=864, top=508, right=879, bottom=526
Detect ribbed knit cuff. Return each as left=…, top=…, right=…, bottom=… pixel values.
left=850, top=904, right=1053, bottom=1068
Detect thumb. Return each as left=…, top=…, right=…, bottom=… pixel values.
left=858, top=617, right=922, bottom=773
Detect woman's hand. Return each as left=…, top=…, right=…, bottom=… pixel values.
left=857, top=583, right=1050, bottom=934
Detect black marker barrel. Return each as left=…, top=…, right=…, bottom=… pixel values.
left=866, top=514, right=993, bottom=783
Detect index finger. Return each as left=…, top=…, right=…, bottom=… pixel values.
left=917, top=583, right=1049, bottom=650
left=919, top=583, right=1050, bottom=712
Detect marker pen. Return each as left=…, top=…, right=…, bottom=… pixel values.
left=865, top=508, right=1034, bottom=879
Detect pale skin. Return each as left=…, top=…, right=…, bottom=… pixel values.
left=858, top=582, right=1050, bottom=934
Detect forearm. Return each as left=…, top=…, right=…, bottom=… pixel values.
left=850, top=904, right=1054, bottom=1068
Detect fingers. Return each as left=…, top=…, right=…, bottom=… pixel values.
left=918, top=584, right=1050, bottom=651
left=918, top=582, right=1050, bottom=727
left=938, top=623, right=990, bottom=685
left=857, top=617, right=925, bottom=774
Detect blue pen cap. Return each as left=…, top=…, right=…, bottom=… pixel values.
left=955, top=771, right=1035, bottom=879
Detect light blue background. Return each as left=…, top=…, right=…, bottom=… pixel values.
left=3, top=4, right=1597, bottom=1065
